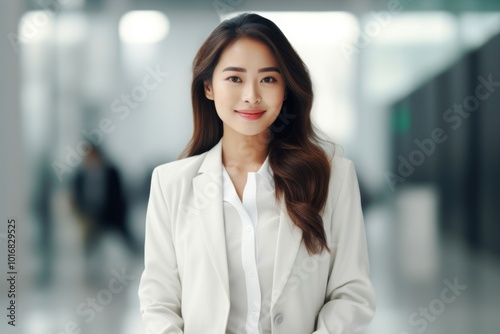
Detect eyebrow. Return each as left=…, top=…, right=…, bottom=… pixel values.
left=222, top=66, right=281, bottom=73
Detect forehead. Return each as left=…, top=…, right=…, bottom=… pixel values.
left=215, top=38, right=278, bottom=69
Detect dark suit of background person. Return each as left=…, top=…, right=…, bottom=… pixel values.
left=72, top=145, right=139, bottom=282
left=33, top=154, right=55, bottom=288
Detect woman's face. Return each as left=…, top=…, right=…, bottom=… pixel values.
left=204, top=38, right=286, bottom=138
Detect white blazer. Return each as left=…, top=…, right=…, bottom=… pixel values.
left=138, top=139, right=376, bottom=334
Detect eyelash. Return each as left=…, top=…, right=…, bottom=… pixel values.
left=227, top=76, right=278, bottom=83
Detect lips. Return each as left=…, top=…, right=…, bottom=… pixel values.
left=235, top=109, right=266, bottom=121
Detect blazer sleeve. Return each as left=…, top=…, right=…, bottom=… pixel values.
left=138, top=167, right=184, bottom=334
left=313, top=160, right=376, bottom=334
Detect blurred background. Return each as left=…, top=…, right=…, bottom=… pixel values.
left=1, top=0, right=500, bottom=333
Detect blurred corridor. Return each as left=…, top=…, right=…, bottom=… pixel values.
left=1, top=0, right=500, bottom=333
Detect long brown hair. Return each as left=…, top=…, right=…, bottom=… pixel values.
left=179, top=13, right=334, bottom=255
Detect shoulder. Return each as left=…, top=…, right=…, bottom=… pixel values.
left=152, top=151, right=208, bottom=188
left=327, top=154, right=359, bottom=209
left=330, top=155, right=354, bottom=179
left=154, top=153, right=206, bottom=176
left=105, top=164, right=120, bottom=177
left=318, top=139, right=354, bottom=187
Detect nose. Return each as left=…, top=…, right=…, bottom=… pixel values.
left=242, top=82, right=261, bottom=104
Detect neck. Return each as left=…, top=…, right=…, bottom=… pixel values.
left=221, top=127, right=270, bottom=173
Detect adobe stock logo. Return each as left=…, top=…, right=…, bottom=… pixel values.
left=340, top=0, right=409, bottom=62
left=7, top=0, right=71, bottom=54
left=385, top=74, right=500, bottom=191
left=48, top=268, right=134, bottom=334
left=399, top=277, right=467, bottom=334
left=51, top=65, right=168, bottom=182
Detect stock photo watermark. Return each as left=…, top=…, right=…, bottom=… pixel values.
left=51, top=65, right=169, bottom=182
left=399, top=276, right=467, bottom=334
left=5, top=218, right=17, bottom=327
left=235, top=244, right=333, bottom=333
left=48, top=267, right=134, bottom=334
left=385, top=73, right=500, bottom=192
left=7, top=0, right=71, bottom=54
left=340, top=0, right=410, bottom=62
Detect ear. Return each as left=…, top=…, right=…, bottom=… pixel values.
left=283, top=89, right=288, bottom=101
left=204, top=81, right=214, bottom=100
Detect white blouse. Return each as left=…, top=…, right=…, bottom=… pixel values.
left=222, top=156, right=281, bottom=334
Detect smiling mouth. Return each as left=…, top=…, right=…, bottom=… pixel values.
left=235, top=110, right=266, bottom=120
left=235, top=109, right=266, bottom=115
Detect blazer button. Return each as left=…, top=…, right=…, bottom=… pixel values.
left=274, top=313, right=284, bottom=325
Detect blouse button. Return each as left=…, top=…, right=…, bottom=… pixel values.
left=246, top=226, right=252, bottom=233
left=274, top=313, right=284, bottom=325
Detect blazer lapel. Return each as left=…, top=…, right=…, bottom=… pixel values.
left=192, top=139, right=230, bottom=303
left=191, top=138, right=304, bottom=311
left=270, top=196, right=303, bottom=310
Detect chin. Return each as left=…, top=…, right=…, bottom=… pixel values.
left=236, top=129, right=266, bottom=137
left=228, top=124, right=268, bottom=137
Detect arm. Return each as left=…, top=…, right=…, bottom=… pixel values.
left=138, top=167, right=184, bottom=334
left=313, top=161, right=376, bottom=334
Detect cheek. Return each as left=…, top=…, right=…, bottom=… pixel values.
left=269, top=105, right=283, bottom=122
left=266, top=88, right=286, bottom=105
left=265, top=102, right=284, bottom=124
left=269, top=92, right=285, bottom=111
left=213, top=87, right=236, bottom=107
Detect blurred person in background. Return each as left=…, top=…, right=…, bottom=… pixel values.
left=32, top=154, right=55, bottom=288
left=71, top=143, right=139, bottom=283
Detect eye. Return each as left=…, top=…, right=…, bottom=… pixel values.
left=261, top=76, right=277, bottom=83
left=227, top=76, right=241, bottom=83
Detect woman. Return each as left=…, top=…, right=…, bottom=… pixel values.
left=138, top=13, right=375, bottom=334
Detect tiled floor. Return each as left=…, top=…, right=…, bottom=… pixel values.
left=14, top=185, right=500, bottom=334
